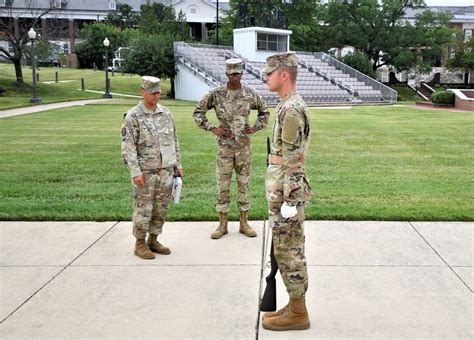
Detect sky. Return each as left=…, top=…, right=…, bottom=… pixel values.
left=424, top=0, right=472, bottom=5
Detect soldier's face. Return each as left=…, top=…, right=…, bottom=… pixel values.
left=141, top=89, right=161, bottom=108
left=265, top=69, right=283, bottom=92
left=226, top=72, right=242, bottom=86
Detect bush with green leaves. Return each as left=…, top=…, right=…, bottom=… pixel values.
left=431, top=91, right=454, bottom=105
left=342, top=50, right=376, bottom=78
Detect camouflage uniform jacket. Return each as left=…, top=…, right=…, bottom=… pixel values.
left=266, top=91, right=311, bottom=206
left=121, top=101, right=182, bottom=178
left=193, top=84, right=269, bottom=147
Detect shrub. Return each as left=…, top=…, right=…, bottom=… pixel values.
left=342, top=50, right=376, bottom=78
left=432, top=91, right=454, bottom=105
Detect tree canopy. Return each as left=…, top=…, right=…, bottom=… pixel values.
left=324, top=0, right=455, bottom=76
left=447, top=37, right=474, bottom=81
left=216, top=0, right=326, bottom=51
left=0, top=0, right=59, bottom=83
left=75, top=23, right=124, bottom=69
left=104, top=2, right=139, bottom=30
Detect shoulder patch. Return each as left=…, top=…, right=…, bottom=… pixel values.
left=281, top=111, right=302, bottom=145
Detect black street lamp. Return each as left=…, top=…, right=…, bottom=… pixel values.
left=103, top=37, right=112, bottom=99
left=28, top=28, right=41, bottom=104
left=215, top=0, right=219, bottom=45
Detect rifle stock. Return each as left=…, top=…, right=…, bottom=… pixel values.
left=260, top=137, right=278, bottom=312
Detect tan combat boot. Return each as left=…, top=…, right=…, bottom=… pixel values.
left=262, top=303, right=289, bottom=320
left=134, top=239, right=155, bottom=260
left=262, top=298, right=310, bottom=331
left=211, top=212, right=228, bottom=239
left=147, top=234, right=171, bottom=255
left=239, top=211, right=257, bottom=237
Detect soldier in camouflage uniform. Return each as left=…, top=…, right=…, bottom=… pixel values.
left=193, top=58, right=270, bottom=239
left=121, top=76, right=184, bottom=260
left=261, top=52, right=312, bottom=331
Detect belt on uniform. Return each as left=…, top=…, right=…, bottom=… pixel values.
left=268, top=154, right=283, bottom=165
left=142, top=168, right=162, bottom=174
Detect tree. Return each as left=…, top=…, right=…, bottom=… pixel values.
left=447, top=37, right=474, bottom=84
left=75, top=23, right=124, bottom=69
left=325, top=0, right=429, bottom=71
left=120, top=32, right=176, bottom=86
left=104, top=2, right=139, bottom=30
left=0, top=0, right=55, bottom=83
left=216, top=0, right=326, bottom=51
left=120, top=2, right=189, bottom=97
left=387, top=9, right=455, bottom=75
left=138, top=2, right=187, bottom=39
left=342, top=49, right=376, bottom=78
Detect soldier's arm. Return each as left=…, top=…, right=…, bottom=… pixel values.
left=121, top=114, right=142, bottom=178
left=252, top=93, right=270, bottom=131
left=173, top=120, right=183, bottom=170
left=192, top=93, right=214, bottom=131
left=280, top=109, right=306, bottom=206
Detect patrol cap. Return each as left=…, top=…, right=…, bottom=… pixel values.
left=263, top=52, right=298, bottom=74
left=141, top=76, right=161, bottom=93
left=225, top=58, right=244, bottom=74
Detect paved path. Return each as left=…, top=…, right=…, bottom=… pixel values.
left=0, top=220, right=472, bottom=339
left=0, top=99, right=115, bottom=118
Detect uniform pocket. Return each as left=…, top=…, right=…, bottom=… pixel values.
left=265, top=164, right=284, bottom=202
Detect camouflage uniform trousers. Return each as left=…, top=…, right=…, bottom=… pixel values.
left=132, top=168, right=174, bottom=240
left=269, top=201, right=308, bottom=299
left=216, top=144, right=251, bottom=213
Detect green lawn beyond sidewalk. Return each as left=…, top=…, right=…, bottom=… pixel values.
left=0, top=102, right=472, bottom=221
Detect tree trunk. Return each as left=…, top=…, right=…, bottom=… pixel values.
left=14, top=58, right=24, bottom=84
left=169, top=76, right=175, bottom=99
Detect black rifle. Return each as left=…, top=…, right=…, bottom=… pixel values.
left=260, top=137, right=278, bottom=312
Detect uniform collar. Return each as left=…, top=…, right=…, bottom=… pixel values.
left=225, top=84, right=246, bottom=97
left=279, top=91, right=297, bottom=105
left=140, top=101, right=163, bottom=115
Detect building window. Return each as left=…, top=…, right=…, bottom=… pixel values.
left=109, top=0, right=116, bottom=10
left=256, top=33, right=287, bottom=52
left=50, top=0, right=67, bottom=8
left=464, top=29, right=472, bottom=43
left=187, top=5, right=198, bottom=16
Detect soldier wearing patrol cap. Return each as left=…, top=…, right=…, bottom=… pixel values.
left=121, top=76, right=184, bottom=260
left=261, top=52, right=312, bottom=331
left=193, top=58, right=270, bottom=239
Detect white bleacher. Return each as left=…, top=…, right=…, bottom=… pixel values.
left=174, top=42, right=395, bottom=105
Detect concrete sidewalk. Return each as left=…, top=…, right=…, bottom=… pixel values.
left=0, top=99, right=114, bottom=118
left=0, top=220, right=472, bottom=339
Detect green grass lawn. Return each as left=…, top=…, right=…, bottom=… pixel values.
left=0, top=63, right=171, bottom=110
left=0, top=102, right=472, bottom=221
left=389, top=84, right=425, bottom=102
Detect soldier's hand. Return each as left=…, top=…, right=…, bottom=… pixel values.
left=175, top=168, right=184, bottom=178
left=243, top=124, right=256, bottom=134
left=212, top=127, right=233, bottom=138
left=132, top=175, right=145, bottom=187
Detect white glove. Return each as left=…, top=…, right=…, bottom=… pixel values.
left=281, top=202, right=297, bottom=218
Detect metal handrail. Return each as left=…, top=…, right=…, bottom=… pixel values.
left=314, top=52, right=397, bottom=102
left=174, top=41, right=228, bottom=84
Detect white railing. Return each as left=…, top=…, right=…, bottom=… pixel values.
left=174, top=41, right=228, bottom=84
left=314, top=52, right=397, bottom=102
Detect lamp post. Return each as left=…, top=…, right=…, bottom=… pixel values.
left=215, top=0, right=219, bottom=45
left=103, top=37, right=112, bottom=98
left=28, top=28, right=41, bottom=104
